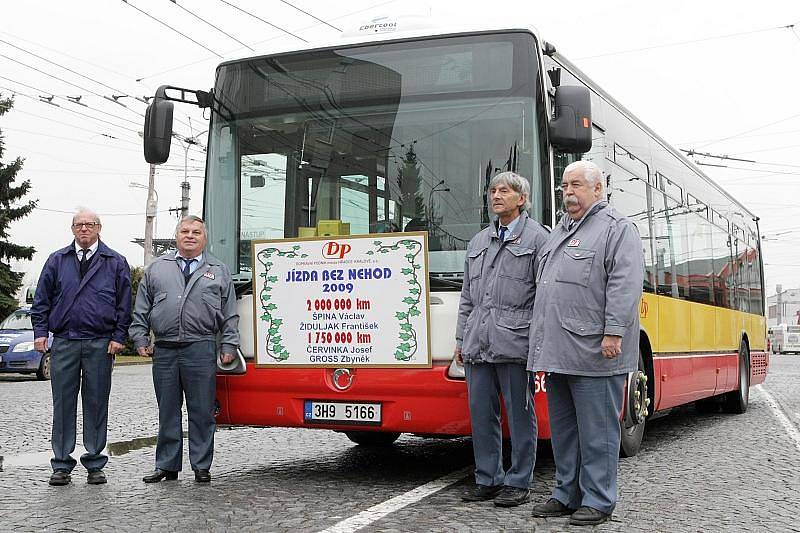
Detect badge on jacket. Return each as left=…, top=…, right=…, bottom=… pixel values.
left=203, top=271, right=215, bottom=280
left=568, top=239, right=581, bottom=247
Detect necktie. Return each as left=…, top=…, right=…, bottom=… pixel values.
left=79, top=249, right=89, bottom=278
left=182, top=258, right=195, bottom=284
left=498, top=225, right=508, bottom=242
left=568, top=219, right=575, bottom=231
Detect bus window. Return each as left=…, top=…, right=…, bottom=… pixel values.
left=654, top=190, right=688, bottom=299
left=609, top=163, right=655, bottom=293
left=688, top=211, right=715, bottom=305
left=732, top=226, right=749, bottom=312
left=711, top=221, right=732, bottom=309
left=239, top=153, right=287, bottom=272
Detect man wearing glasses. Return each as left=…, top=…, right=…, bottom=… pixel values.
left=31, top=209, right=132, bottom=486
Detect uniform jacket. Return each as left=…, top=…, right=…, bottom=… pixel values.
left=31, top=240, right=132, bottom=343
left=527, top=201, right=644, bottom=376
left=456, top=212, right=550, bottom=364
left=129, top=251, right=239, bottom=354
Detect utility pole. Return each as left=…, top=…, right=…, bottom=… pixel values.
left=180, top=180, right=190, bottom=218
left=144, top=163, right=157, bottom=265
left=174, top=133, right=201, bottom=218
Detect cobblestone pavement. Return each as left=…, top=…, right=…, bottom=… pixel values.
left=2, top=357, right=800, bottom=532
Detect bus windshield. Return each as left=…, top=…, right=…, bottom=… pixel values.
left=204, top=32, right=546, bottom=279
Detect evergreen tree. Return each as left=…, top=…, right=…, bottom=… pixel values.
left=396, top=145, right=424, bottom=223
left=0, top=94, right=36, bottom=317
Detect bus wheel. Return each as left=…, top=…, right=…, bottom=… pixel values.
left=620, top=353, right=648, bottom=458
left=345, top=431, right=400, bottom=447
left=722, top=341, right=749, bottom=414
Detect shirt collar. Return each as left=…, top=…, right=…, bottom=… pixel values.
left=496, top=212, right=523, bottom=240
left=176, top=251, right=203, bottom=265
left=74, top=240, right=99, bottom=257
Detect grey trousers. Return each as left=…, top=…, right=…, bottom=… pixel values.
left=50, top=337, right=114, bottom=473
left=465, top=362, right=537, bottom=489
left=152, top=340, right=217, bottom=472
left=546, top=372, right=626, bottom=514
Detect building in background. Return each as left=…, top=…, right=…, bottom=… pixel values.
left=767, top=285, right=800, bottom=326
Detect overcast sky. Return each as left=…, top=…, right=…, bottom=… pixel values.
left=2, top=0, right=799, bottom=296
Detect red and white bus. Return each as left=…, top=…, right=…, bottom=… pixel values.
left=143, top=17, right=768, bottom=456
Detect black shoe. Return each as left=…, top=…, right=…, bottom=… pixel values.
left=87, top=469, right=107, bottom=485
left=569, top=506, right=611, bottom=526
left=531, top=498, right=576, bottom=517
left=461, top=484, right=503, bottom=502
left=493, top=486, right=530, bottom=507
left=49, top=470, right=71, bottom=486
left=142, top=469, right=178, bottom=483
left=194, top=469, right=211, bottom=483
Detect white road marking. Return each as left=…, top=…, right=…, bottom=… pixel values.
left=755, top=385, right=800, bottom=453
left=318, top=466, right=471, bottom=533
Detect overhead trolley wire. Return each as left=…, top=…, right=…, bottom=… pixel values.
left=2, top=126, right=142, bottom=153
left=692, top=111, right=800, bottom=150
left=0, top=30, right=200, bottom=133
left=135, top=0, right=399, bottom=81
left=0, top=37, right=141, bottom=107
left=0, top=84, right=141, bottom=134
left=167, top=0, right=254, bottom=51
left=36, top=206, right=173, bottom=217
left=278, top=0, right=341, bottom=32
left=0, top=73, right=194, bottom=139
left=11, top=108, right=140, bottom=145
left=121, top=0, right=224, bottom=58
left=0, top=52, right=147, bottom=120
left=0, top=76, right=143, bottom=129
left=576, top=22, right=799, bottom=60
left=217, top=0, right=308, bottom=43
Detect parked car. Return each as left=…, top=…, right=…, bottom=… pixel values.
left=0, top=307, right=50, bottom=380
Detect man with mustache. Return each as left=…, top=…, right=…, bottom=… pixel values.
left=528, top=160, right=644, bottom=526
left=455, top=171, right=549, bottom=507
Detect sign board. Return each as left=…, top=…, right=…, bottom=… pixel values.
left=252, top=233, right=431, bottom=368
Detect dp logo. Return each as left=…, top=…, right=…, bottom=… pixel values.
left=322, top=241, right=351, bottom=259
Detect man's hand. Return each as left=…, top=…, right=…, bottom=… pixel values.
left=137, top=345, right=153, bottom=358
left=107, top=341, right=124, bottom=355
left=601, top=335, right=622, bottom=359
left=454, top=346, right=463, bottom=364
left=220, top=352, right=235, bottom=365
left=34, top=337, right=48, bottom=353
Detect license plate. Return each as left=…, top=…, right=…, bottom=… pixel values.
left=304, top=401, right=381, bottom=425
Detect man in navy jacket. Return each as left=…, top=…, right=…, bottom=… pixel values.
left=31, top=208, right=132, bottom=486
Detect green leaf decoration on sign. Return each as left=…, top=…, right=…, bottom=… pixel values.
left=371, top=238, right=424, bottom=362
left=256, top=245, right=305, bottom=363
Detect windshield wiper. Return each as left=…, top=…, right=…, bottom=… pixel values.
left=429, top=275, right=463, bottom=290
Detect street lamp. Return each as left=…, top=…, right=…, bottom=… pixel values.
left=428, top=179, right=450, bottom=223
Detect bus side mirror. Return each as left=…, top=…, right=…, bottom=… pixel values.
left=143, top=95, right=174, bottom=164
left=550, top=85, right=592, bottom=153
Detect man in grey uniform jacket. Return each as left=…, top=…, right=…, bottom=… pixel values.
left=528, top=161, right=643, bottom=526
left=130, top=215, right=239, bottom=483
left=455, top=171, right=549, bottom=507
